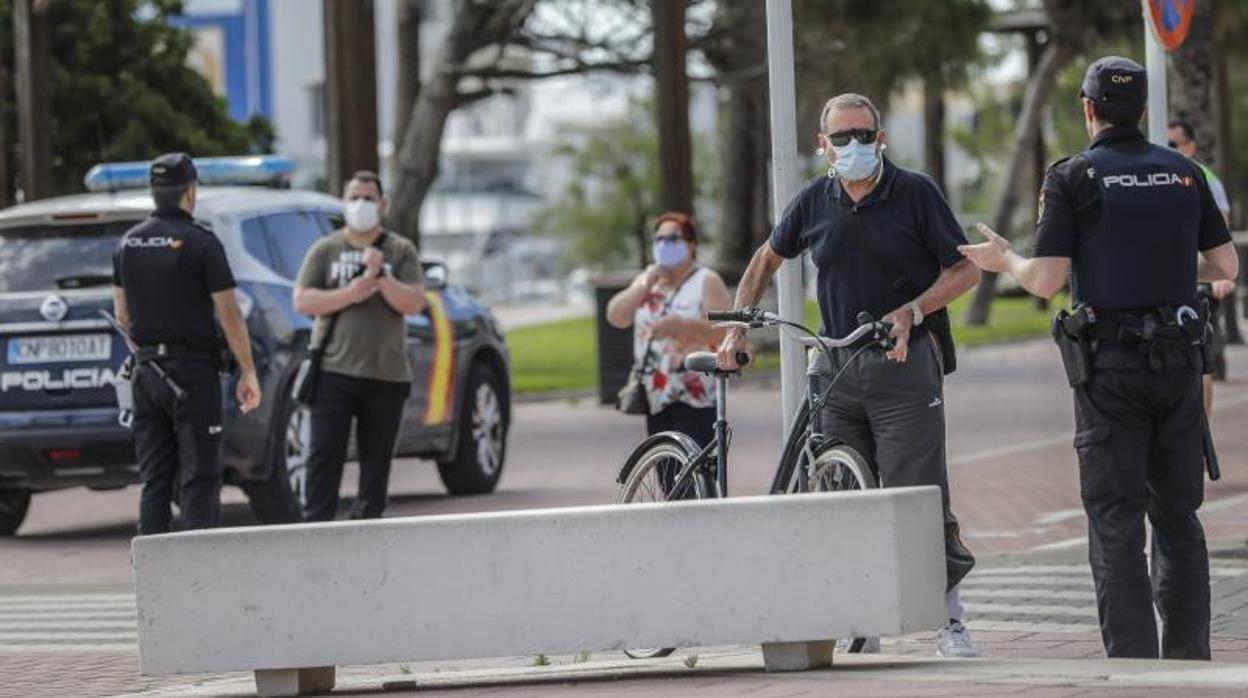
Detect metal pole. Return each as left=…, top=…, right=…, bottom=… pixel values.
left=764, top=0, right=806, bottom=435
left=1144, top=0, right=1168, bottom=145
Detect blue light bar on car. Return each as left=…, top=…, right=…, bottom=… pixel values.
left=83, top=155, right=295, bottom=192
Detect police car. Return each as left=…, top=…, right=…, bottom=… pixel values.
left=0, top=156, right=510, bottom=534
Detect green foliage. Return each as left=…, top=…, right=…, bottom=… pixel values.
left=537, top=96, right=716, bottom=270
left=792, top=0, right=992, bottom=125
left=0, top=0, right=272, bottom=196
left=538, top=99, right=660, bottom=270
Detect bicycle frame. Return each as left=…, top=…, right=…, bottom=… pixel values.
left=653, top=310, right=889, bottom=502
left=661, top=372, right=730, bottom=501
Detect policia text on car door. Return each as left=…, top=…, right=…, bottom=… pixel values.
left=959, top=57, right=1239, bottom=661
left=111, top=153, right=262, bottom=535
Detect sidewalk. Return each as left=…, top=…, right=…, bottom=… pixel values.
left=99, top=546, right=1248, bottom=697
left=115, top=648, right=1248, bottom=697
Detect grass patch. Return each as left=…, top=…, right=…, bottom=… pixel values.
left=506, top=293, right=1065, bottom=395
left=505, top=316, right=598, bottom=394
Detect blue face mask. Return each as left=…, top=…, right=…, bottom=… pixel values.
left=832, top=139, right=880, bottom=181
left=653, top=239, right=689, bottom=268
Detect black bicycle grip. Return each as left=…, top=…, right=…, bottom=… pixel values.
left=709, top=309, right=752, bottom=322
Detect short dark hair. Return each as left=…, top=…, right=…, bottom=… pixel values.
left=653, top=211, right=698, bottom=243
left=345, top=170, right=384, bottom=197
left=151, top=183, right=190, bottom=210
left=1091, top=100, right=1144, bottom=129
left=1169, top=120, right=1195, bottom=141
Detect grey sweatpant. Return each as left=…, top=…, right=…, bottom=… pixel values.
left=807, top=332, right=973, bottom=596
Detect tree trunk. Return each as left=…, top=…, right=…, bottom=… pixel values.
left=922, top=76, right=947, bottom=196
left=387, top=0, right=535, bottom=246
left=652, top=0, right=693, bottom=216
left=393, top=0, right=424, bottom=159
left=704, top=0, right=768, bottom=282
left=964, top=40, right=1076, bottom=326
left=323, top=0, right=380, bottom=196
left=1170, top=0, right=1217, bottom=168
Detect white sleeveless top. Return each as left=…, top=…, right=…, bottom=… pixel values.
left=632, top=267, right=716, bottom=414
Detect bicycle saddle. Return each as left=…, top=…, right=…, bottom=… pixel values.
left=684, top=351, right=719, bottom=373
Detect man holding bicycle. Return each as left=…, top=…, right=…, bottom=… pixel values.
left=717, top=93, right=982, bottom=657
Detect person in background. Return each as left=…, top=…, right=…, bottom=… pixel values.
left=293, top=171, right=425, bottom=521
left=606, top=213, right=731, bottom=451
left=1168, top=120, right=1236, bottom=415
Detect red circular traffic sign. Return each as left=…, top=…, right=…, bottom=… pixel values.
left=1147, top=0, right=1195, bottom=52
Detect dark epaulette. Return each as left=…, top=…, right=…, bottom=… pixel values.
left=1045, top=155, right=1075, bottom=176
left=191, top=218, right=214, bottom=234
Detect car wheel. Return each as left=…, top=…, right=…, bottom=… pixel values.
left=0, top=488, right=32, bottom=536
left=437, top=362, right=508, bottom=495
left=240, top=396, right=305, bottom=524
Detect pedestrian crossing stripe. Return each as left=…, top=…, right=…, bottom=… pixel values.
left=972, top=565, right=1246, bottom=577
left=422, top=290, right=456, bottom=426
left=0, top=592, right=138, bottom=652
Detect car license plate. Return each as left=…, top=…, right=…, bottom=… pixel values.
left=7, top=334, right=112, bottom=365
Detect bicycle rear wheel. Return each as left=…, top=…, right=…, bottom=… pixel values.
left=809, top=443, right=879, bottom=654
left=616, top=431, right=710, bottom=659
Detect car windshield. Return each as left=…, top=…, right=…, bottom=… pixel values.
left=0, top=221, right=136, bottom=293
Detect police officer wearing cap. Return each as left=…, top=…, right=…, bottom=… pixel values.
left=111, top=153, right=263, bottom=534
left=961, top=57, right=1239, bottom=659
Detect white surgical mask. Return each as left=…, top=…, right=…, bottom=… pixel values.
left=832, top=139, right=881, bottom=182
left=344, top=199, right=380, bottom=232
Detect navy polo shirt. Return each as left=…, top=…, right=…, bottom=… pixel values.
left=769, top=157, right=967, bottom=337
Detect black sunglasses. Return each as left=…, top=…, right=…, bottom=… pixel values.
left=825, top=128, right=878, bottom=147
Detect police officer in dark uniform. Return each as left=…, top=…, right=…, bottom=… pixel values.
left=960, top=56, right=1238, bottom=660
left=111, top=153, right=262, bottom=535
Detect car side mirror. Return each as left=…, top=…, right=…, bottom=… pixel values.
left=422, top=261, right=448, bottom=290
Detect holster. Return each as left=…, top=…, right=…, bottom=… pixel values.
left=1052, top=309, right=1093, bottom=387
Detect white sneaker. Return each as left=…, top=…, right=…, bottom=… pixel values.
left=936, top=621, right=981, bottom=658
left=835, top=636, right=880, bottom=654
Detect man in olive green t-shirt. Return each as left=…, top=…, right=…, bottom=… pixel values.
left=294, top=170, right=425, bottom=521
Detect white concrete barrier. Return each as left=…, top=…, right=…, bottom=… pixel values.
left=133, top=486, right=946, bottom=696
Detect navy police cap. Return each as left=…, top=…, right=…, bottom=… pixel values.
left=1080, top=56, right=1146, bottom=106
left=149, top=152, right=197, bottom=187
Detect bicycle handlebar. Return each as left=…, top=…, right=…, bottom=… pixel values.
left=710, top=307, right=894, bottom=350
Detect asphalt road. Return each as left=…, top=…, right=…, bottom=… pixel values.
left=3, top=339, right=1246, bottom=589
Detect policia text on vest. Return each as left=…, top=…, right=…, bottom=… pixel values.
left=958, top=57, right=1239, bottom=661
left=111, top=153, right=263, bottom=535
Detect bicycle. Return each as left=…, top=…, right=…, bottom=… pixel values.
left=614, top=307, right=893, bottom=658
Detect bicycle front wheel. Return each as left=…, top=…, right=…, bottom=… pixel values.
left=615, top=431, right=707, bottom=660
left=808, top=443, right=878, bottom=492
left=809, top=442, right=878, bottom=655
left=770, top=399, right=812, bottom=494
